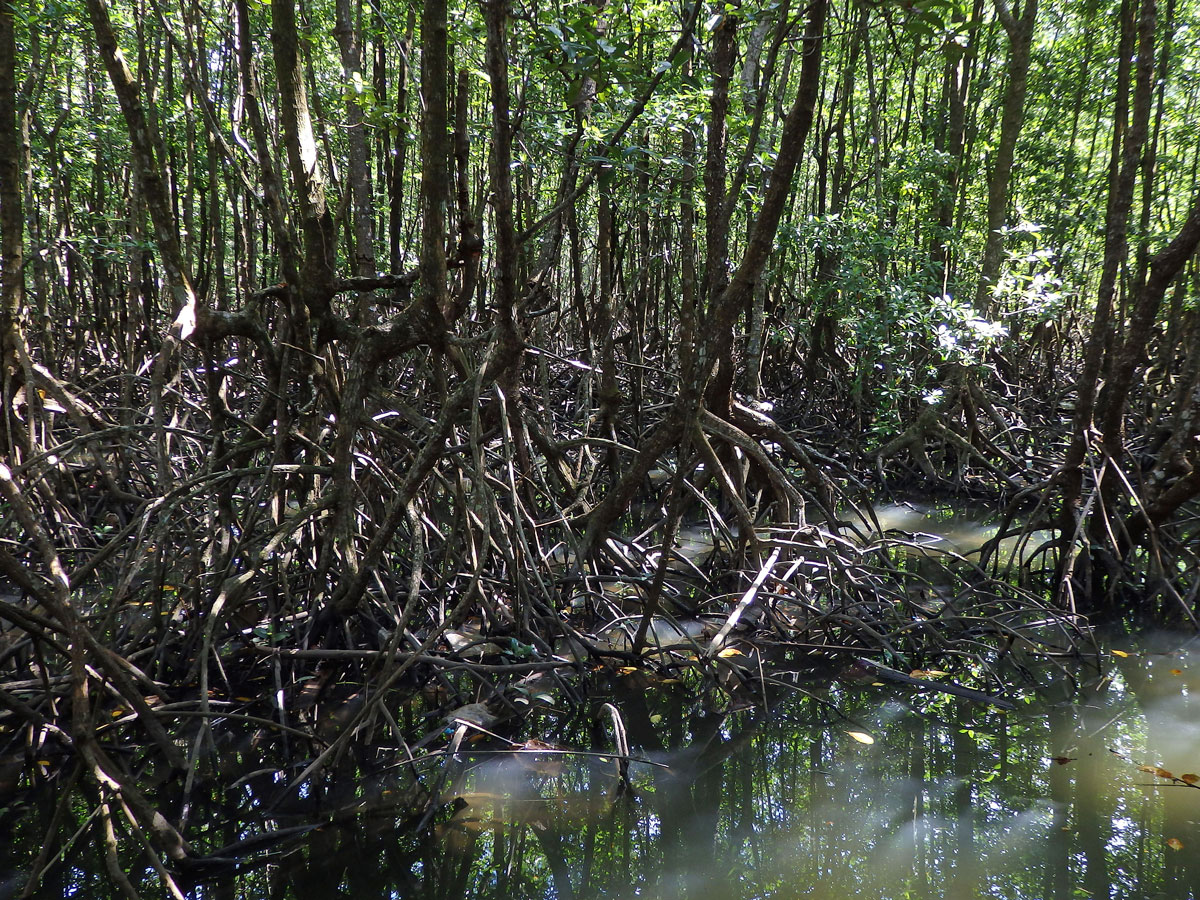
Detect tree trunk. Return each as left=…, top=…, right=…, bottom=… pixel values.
left=417, top=0, right=449, bottom=335
left=973, top=0, right=1037, bottom=312
left=581, top=0, right=828, bottom=554
left=1055, top=0, right=1157, bottom=599
left=0, top=0, right=26, bottom=458
left=85, top=0, right=198, bottom=339
left=271, top=0, right=337, bottom=338
left=333, top=0, right=376, bottom=318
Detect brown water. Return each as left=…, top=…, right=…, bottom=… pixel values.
left=4, top=632, right=1199, bottom=899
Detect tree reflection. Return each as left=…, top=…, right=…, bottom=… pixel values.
left=5, top=649, right=1200, bottom=899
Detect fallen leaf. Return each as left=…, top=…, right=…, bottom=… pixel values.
left=1139, top=765, right=1176, bottom=780
left=1051, top=756, right=1076, bottom=766
left=1167, top=838, right=1184, bottom=851
left=1111, top=650, right=1130, bottom=658
left=847, top=731, right=875, bottom=745
left=1180, top=773, right=1198, bottom=785
left=718, top=647, right=745, bottom=658
left=1170, top=669, right=1183, bottom=675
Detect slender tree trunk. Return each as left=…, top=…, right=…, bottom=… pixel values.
left=0, top=0, right=27, bottom=458
left=1055, top=0, right=1156, bottom=600
left=704, top=12, right=739, bottom=418
left=388, top=8, right=414, bottom=282
left=271, top=0, right=337, bottom=338
left=86, top=0, right=198, bottom=338
left=932, top=1, right=973, bottom=289
left=417, top=0, right=449, bottom=335
left=582, top=0, right=828, bottom=554
left=234, top=0, right=298, bottom=287
left=484, top=0, right=522, bottom=382
left=973, top=0, right=1037, bottom=312
left=334, top=0, right=376, bottom=319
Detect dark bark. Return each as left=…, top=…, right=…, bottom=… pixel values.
left=418, top=0, right=450, bottom=336
left=0, top=0, right=26, bottom=457
left=271, top=0, right=337, bottom=338
left=704, top=13, right=737, bottom=306
left=485, top=0, right=523, bottom=379
left=581, top=0, right=828, bottom=555
left=1055, top=0, right=1155, bottom=589
left=973, top=0, right=1037, bottom=312
left=85, top=0, right=198, bottom=337
left=234, top=0, right=299, bottom=288
left=703, top=12, right=740, bottom=418
left=334, top=0, right=376, bottom=291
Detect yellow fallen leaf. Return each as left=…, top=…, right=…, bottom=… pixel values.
left=1167, top=838, right=1184, bottom=851
left=1112, top=650, right=1130, bottom=658
left=1180, top=773, right=1198, bottom=784
left=617, top=666, right=639, bottom=675
left=1156, top=767, right=1175, bottom=780
left=847, top=731, right=875, bottom=745
left=1170, top=669, right=1183, bottom=675
left=718, top=647, right=745, bottom=658
left=36, top=759, right=50, bottom=767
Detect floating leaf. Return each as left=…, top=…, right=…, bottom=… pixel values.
left=1170, top=669, right=1183, bottom=675
left=1167, top=838, right=1184, bottom=851
left=718, top=647, right=745, bottom=658
left=1180, top=773, right=1198, bottom=785
left=1111, top=650, right=1130, bottom=658
left=1051, top=756, right=1076, bottom=766
left=617, top=666, right=639, bottom=675
left=847, top=731, right=875, bottom=745
left=649, top=714, right=663, bottom=725
left=1156, top=767, right=1175, bottom=780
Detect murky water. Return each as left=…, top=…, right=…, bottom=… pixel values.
left=4, top=632, right=1199, bottom=899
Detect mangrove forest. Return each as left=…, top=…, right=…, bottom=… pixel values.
left=0, top=0, right=1199, bottom=891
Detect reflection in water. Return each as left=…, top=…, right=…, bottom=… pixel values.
left=3, top=639, right=1200, bottom=898
left=837, top=499, right=1056, bottom=569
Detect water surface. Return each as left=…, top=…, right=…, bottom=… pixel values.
left=4, top=634, right=1199, bottom=899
